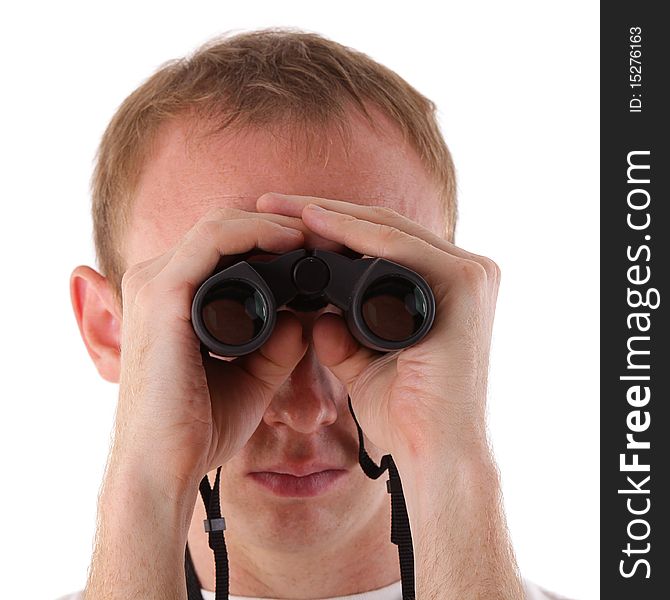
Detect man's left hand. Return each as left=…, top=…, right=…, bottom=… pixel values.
left=257, top=192, right=501, bottom=470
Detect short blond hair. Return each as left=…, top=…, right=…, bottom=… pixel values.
left=91, top=28, right=457, bottom=296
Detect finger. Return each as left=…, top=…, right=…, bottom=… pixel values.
left=122, top=208, right=307, bottom=297
left=254, top=195, right=349, bottom=252
left=167, top=207, right=341, bottom=260
left=204, top=207, right=315, bottom=241
left=120, top=248, right=180, bottom=302
left=299, top=203, right=479, bottom=289
left=257, top=192, right=496, bottom=272
left=257, top=192, right=315, bottom=218
left=230, top=310, right=309, bottom=393
left=203, top=311, right=308, bottom=431
left=312, top=313, right=398, bottom=414
left=202, top=311, right=309, bottom=462
left=311, top=312, right=378, bottom=390
left=153, top=218, right=304, bottom=298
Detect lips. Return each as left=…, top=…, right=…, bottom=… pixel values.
left=253, top=463, right=345, bottom=477
left=247, top=462, right=349, bottom=497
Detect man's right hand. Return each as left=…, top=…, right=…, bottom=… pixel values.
left=111, top=207, right=309, bottom=497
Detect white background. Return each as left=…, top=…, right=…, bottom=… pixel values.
left=0, top=1, right=599, bottom=598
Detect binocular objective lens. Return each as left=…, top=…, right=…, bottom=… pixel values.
left=361, top=276, right=428, bottom=342
left=202, top=282, right=268, bottom=346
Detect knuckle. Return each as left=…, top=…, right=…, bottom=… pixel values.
left=481, top=257, right=501, bottom=283
left=120, top=268, right=134, bottom=291
left=201, top=207, right=220, bottom=220
left=459, top=260, right=488, bottom=289
left=254, top=217, right=269, bottom=236
left=374, top=205, right=400, bottom=220
left=375, top=224, right=403, bottom=258
left=247, top=217, right=277, bottom=244
left=193, top=218, right=221, bottom=241
left=121, top=263, right=144, bottom=297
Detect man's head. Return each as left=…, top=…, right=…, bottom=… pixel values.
left=73, top=28, right=457, bottom=588
left=91, top=28, right=456, bottom=301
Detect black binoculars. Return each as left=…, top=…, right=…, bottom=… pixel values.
left=191, top=249, right=435, bottom=357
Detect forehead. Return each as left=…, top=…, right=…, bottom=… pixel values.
left=127, top=108, right=443, bottom=264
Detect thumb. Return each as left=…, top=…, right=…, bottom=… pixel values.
left=314, top=312, right=403, bottom=451
left=312, top=312, right=382, bottom=394
left=232, top=310, right=309, bottom=394
left=202, top=310, right=308, bottom=467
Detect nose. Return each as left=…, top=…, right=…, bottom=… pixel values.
left=262, top=309, right=340, bottom=433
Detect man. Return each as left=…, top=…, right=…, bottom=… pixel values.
left=64, top=29, right=564, bottom=600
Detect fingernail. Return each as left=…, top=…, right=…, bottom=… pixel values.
left=305, top=203, right=326, bottom=213
left=258, top=191, right=285, bottom=203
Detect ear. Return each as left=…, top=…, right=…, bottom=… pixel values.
left=70, top=265, right=122, bottom=383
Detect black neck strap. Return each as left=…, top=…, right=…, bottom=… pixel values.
left=346, top=396, right=416, bottom=600
left=186, top=467, right=229, bottom=600
left=185, top=395, right=415, bottom=600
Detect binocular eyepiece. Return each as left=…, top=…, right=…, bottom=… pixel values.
left=191, top=249, right=435, bottom=357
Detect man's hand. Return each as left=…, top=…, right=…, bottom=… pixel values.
left=112, top=208, right=315, bottom=491
left=257, top=192, right=524, bottom=599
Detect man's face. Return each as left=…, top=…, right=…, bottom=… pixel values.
left=124, top=107, right=445, bottom=554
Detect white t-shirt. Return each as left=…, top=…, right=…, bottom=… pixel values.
left=55, top=578, right=570, bottom=599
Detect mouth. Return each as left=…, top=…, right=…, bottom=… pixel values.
left=247, top=467, right=348, bottom=497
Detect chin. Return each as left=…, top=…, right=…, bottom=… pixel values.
left=244, top=495, right=353, bottom=550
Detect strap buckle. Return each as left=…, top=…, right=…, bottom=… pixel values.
left=203, top=517, right=227, bottom=532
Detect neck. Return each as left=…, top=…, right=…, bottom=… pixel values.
left=187, top=494, right=401, bottom=598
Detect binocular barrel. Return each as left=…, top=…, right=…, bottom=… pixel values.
left=191, top=249, right=435, bottom=357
